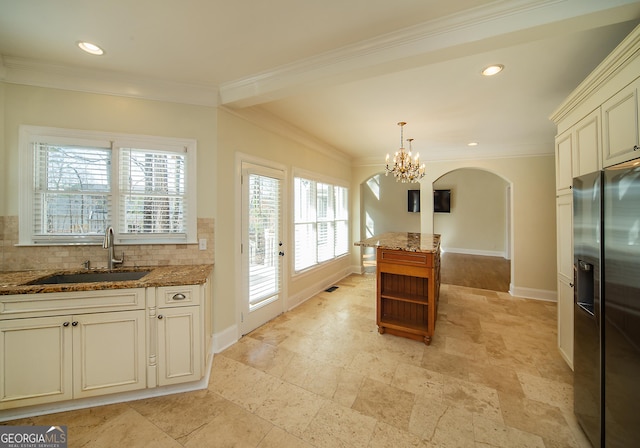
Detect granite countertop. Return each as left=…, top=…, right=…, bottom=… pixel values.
left=0, top=264, right=213, bottom=295
left=354, top=232, right=440, bottom=253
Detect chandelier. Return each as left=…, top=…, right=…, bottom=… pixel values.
left=385, top=122, right=425, bottom=183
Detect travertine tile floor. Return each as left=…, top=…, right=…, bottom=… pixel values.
left=7, top=273, right=591, bottom=447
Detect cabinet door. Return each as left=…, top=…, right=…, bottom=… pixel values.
left=556, top=193, right=574, bottom=282
left=557, top=275, right=574, bottom=369
left=574, top=109, right=601, bottom=176
left=0, top=316, right=72, bottom=409
left=556, top=192, right=574, bottom=368
left=602, top=79, right=640, bottom=167
left=157, top=306, right=202, bottom=386
left=555, top=130, right=573, bottom=193
left=73, top=310, right=146, bottom=398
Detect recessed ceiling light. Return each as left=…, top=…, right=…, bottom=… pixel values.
left=481, top=64, right=504, bottom=76
left=467, top=142, right=479, bottom=147
left=77, top=41, right=104, bottom=56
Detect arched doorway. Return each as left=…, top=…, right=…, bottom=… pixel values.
left=433, top=168, right=511, bottom=291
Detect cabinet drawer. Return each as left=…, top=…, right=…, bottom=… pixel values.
left=378, top=249, right=433, bottom=267
left=0, top=288, right=145, bottom=320
left=157, top=285, right=200, bottom=308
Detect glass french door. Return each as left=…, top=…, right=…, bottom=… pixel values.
left=241, top=163, right=284, bottom=335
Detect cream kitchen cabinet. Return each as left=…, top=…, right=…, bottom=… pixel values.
left=556, top=192, right=574, bottom=367
left=0, top=309, right=146, bottom=410
left=149, top=284, right=204, bottom=387
left=572, top=109, right=601, bottom=176
left=551, top=24, right=640, bottom=369
left=555, top=108, right=602, bottom=194
left=555, top=129, right=573, bottom=194
left=602, top=78, right=640, bottom=167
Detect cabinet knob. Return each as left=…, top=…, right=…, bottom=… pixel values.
left=569, top=283, right=574, bottom=288
left=172, top=293, right=186, bottom=301
left=634, top=145, right=639, bottom=151
left=158, top=314, right=164, bottom=320
left=72, top=321, right=78, bottom=326
left=63, top=322, right=70, bottom=327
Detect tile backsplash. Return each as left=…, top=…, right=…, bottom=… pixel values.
left=0, top=216, right=214, bottom=272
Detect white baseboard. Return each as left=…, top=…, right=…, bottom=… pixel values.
left=212, top=324, right=238, bottom=353
left=287, top=267, right=352, bottom=310
left=510, top=284, right=557, bottom=302
left=443, top=247, right=506, bottom=258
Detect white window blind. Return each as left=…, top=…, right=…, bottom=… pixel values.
left=119, top=148, right=186, bottom=236
left=248, top=173, right=281, bottom=308
left=32, top=142, right=111, bottom=241
left=19, top=126, right=197, bottom=245
left=294, top=176, right=348, bottom=272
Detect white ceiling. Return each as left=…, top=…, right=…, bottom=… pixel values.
left=1, top=0, right=640, bottom=164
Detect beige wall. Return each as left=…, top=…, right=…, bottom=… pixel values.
left=433, top=168, right=508, bottom=256
left=2, top=83, right=216, bottom=217
left=214, top=108, right=352, bottom=333
left=353, top=154, right=557, bottom=298
left=362, top=173, right=421, bottom=237
left=1, top=81, right=558, bottom=344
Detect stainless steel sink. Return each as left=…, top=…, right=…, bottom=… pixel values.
left=26, top=271, right=151, bottom=285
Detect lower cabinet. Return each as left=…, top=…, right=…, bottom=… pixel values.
left=157, top=305, right=202, bottom=386
left=557, top=276, right=574, bottom=369
left=153, top=284, right=204, bottom=387
left=0, top=282, right=206, bottom=412
left=376, top=247, right=440, bottom=345
left=0, top=310, right=146, bottom=410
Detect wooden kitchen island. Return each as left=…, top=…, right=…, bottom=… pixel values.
left=355, top=232, right=441, bottom=345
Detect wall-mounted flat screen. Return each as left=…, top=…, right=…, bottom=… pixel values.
left=434, top=189, right=451, bottom=213
left=408, top=190, right=420, bottom=213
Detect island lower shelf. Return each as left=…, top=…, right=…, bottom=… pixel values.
left=376, top=247, right=440, bottom=345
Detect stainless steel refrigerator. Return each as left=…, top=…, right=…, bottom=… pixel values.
left=573, top=158, right=640, bottom=447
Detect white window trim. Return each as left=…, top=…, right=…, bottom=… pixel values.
left=18, top=125, right=197, bottom=246
left=292, top=168, right=349, bottom=275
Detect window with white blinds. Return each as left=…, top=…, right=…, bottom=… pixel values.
left=247, top=173, right=281, bottom=308
left=19, top=126, right=197, bottom=245
left=119, top=148, right=187, bottom=237
left=294, top=175, right=349, bottom=272
left=32, top=143, right=112, bottom=240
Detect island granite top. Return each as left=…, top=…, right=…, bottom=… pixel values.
left=0, top=264, right=213, bottom=295
left=354, top=232, right=440, bottom=253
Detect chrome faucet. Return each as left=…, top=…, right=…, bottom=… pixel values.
left=103, top=226, right=123, bottom=269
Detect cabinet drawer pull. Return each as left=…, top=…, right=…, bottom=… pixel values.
left=172, top=293, right=186, bottom=301
left=63, top=322, right=70, bottom=327
left=72, top=321, right=78, bottom=326
left=158, top=314, right=164, bottom=320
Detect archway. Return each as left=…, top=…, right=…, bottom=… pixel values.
left=433, top=168, right=511, bottom=291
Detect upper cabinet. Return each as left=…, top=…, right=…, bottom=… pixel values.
left=551, top=25, right=640, bottom=170
left=574, top=109, right=602, bottom=176
left=555, top=108, right=603, bottom=195
left=555, top=129, right=573, bottom=194
left=602, top=78, right=640, bottom=167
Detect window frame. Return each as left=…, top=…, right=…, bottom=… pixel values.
left=292, top=169, right=349, bottom=274
left=19, top=125, right=197, bottom=246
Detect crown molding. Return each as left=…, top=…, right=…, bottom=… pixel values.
left=220, top=105, right=352, bottom=165
left=0, top=56, right=219, bottom=106
left=550, top=22, right=640, bottom=124
left=219, top=0, right=632, bottom=108
left=353, top=143, right=554, bottom=167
